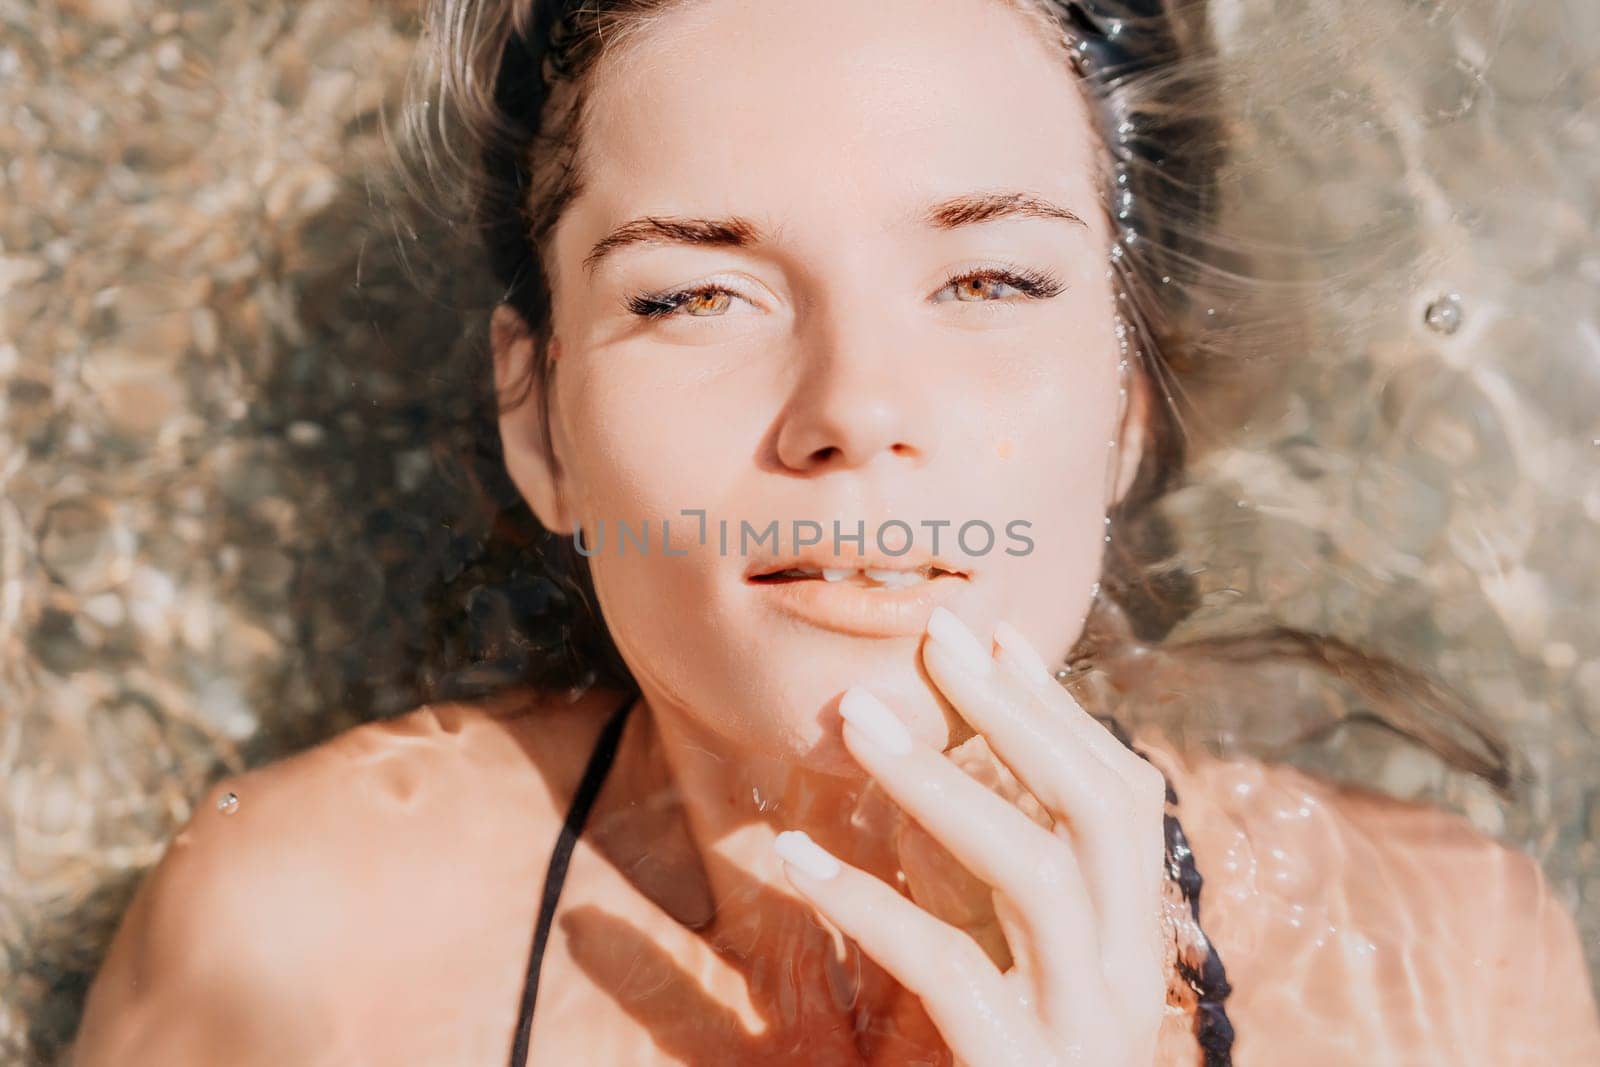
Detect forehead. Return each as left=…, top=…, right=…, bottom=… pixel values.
left=565, top=0, right=1103, bottom=246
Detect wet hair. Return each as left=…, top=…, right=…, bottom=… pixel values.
left=387, top=0, right=1514, bottom=795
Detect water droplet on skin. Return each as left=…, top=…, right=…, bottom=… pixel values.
left=1424, top=293, right=1463, bottom=335
left=218, top=791, right=239, bottom=814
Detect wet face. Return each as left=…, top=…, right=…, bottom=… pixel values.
left=494, top=0, right=1145, bottom=771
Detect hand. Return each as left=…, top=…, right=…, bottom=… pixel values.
left=773, top=606, right=1173, bottom=1066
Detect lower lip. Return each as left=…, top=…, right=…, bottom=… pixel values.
left=749, top=575, right=968, bottom=637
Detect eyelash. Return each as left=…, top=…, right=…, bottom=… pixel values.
left=624, top=263, right=1067, bottom=320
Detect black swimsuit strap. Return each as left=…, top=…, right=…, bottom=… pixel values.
left=508, top=690, right=638, bottom=1067
left=1101, top=717, right=1236, bottom=1065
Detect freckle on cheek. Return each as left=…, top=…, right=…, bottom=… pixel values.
left=994, top=438, right=1013, bottom=459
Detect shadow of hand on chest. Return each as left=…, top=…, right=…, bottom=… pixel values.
left=560, top=814, right=956, bottom=1066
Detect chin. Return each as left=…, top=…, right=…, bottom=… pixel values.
left=777, top=677, right=970, bottom=772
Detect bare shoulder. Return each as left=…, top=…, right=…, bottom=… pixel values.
left=72, top=684, right=633, bottom=1067
left=1141, top=732, right=1558, bottom=898
left=1138, top=734, right=1600, bottom=1063
left=1322, top=767, right=1600, bottom=1056
left=1291, top=762, right=1600, bottom=1061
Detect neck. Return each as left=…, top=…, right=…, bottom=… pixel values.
left=639, top=687, right=904, bottom=951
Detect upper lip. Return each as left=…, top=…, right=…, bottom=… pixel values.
left=743, top=550, right=972, bottom=580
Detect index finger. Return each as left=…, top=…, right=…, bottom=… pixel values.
left=921, top=607, right=1138, bottom=831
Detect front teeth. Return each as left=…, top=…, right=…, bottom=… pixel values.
left=816, top=566, right=927, bottom=587
left=863, top=567, right=925, bottom=588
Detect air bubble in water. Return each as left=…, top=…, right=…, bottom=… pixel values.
left=1424, top=293, right=1463, bottom=336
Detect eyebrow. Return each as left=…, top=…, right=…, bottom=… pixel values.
left=581, top=190, right=1088, bottom=276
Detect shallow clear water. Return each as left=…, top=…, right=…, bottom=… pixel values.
left=1, top=0, right=1597, bottom=1061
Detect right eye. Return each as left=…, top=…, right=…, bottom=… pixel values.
left=626, top=283, right=755, bottom=320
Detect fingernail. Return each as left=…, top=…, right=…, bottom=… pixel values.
left=774, top=830, right=840, bottom=880
left=992, top=621, right=1052, bottom=685
left=839, top=687, right=914, bottom=756
left=926, top=606, right=993, bottom=676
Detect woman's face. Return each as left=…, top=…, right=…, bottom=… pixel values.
left=496, top=0, right=1144, bottom=770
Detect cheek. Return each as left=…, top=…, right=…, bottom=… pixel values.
left=554, top=365, right=744, bottom=522
left=550, top=368, right=752, bottom=690
left=1002, top=417, right=1116, bottom=576
left=990, top=347, right=1122, bottom=495
left=981, top=365, right=1122, bottom=649
left=588, top=548, right=718, bottom=715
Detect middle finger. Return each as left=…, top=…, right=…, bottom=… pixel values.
left=920, top=608, right=1169, bottom=1001
left=921, top=608, right=1137, bottom=843
left=835, top=686, right=1102, bottom=1015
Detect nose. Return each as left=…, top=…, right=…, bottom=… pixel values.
left=773, top=299, right=939, bottom=474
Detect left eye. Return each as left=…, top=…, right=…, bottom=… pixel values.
left=932, top=266, right=1066, bottom=304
